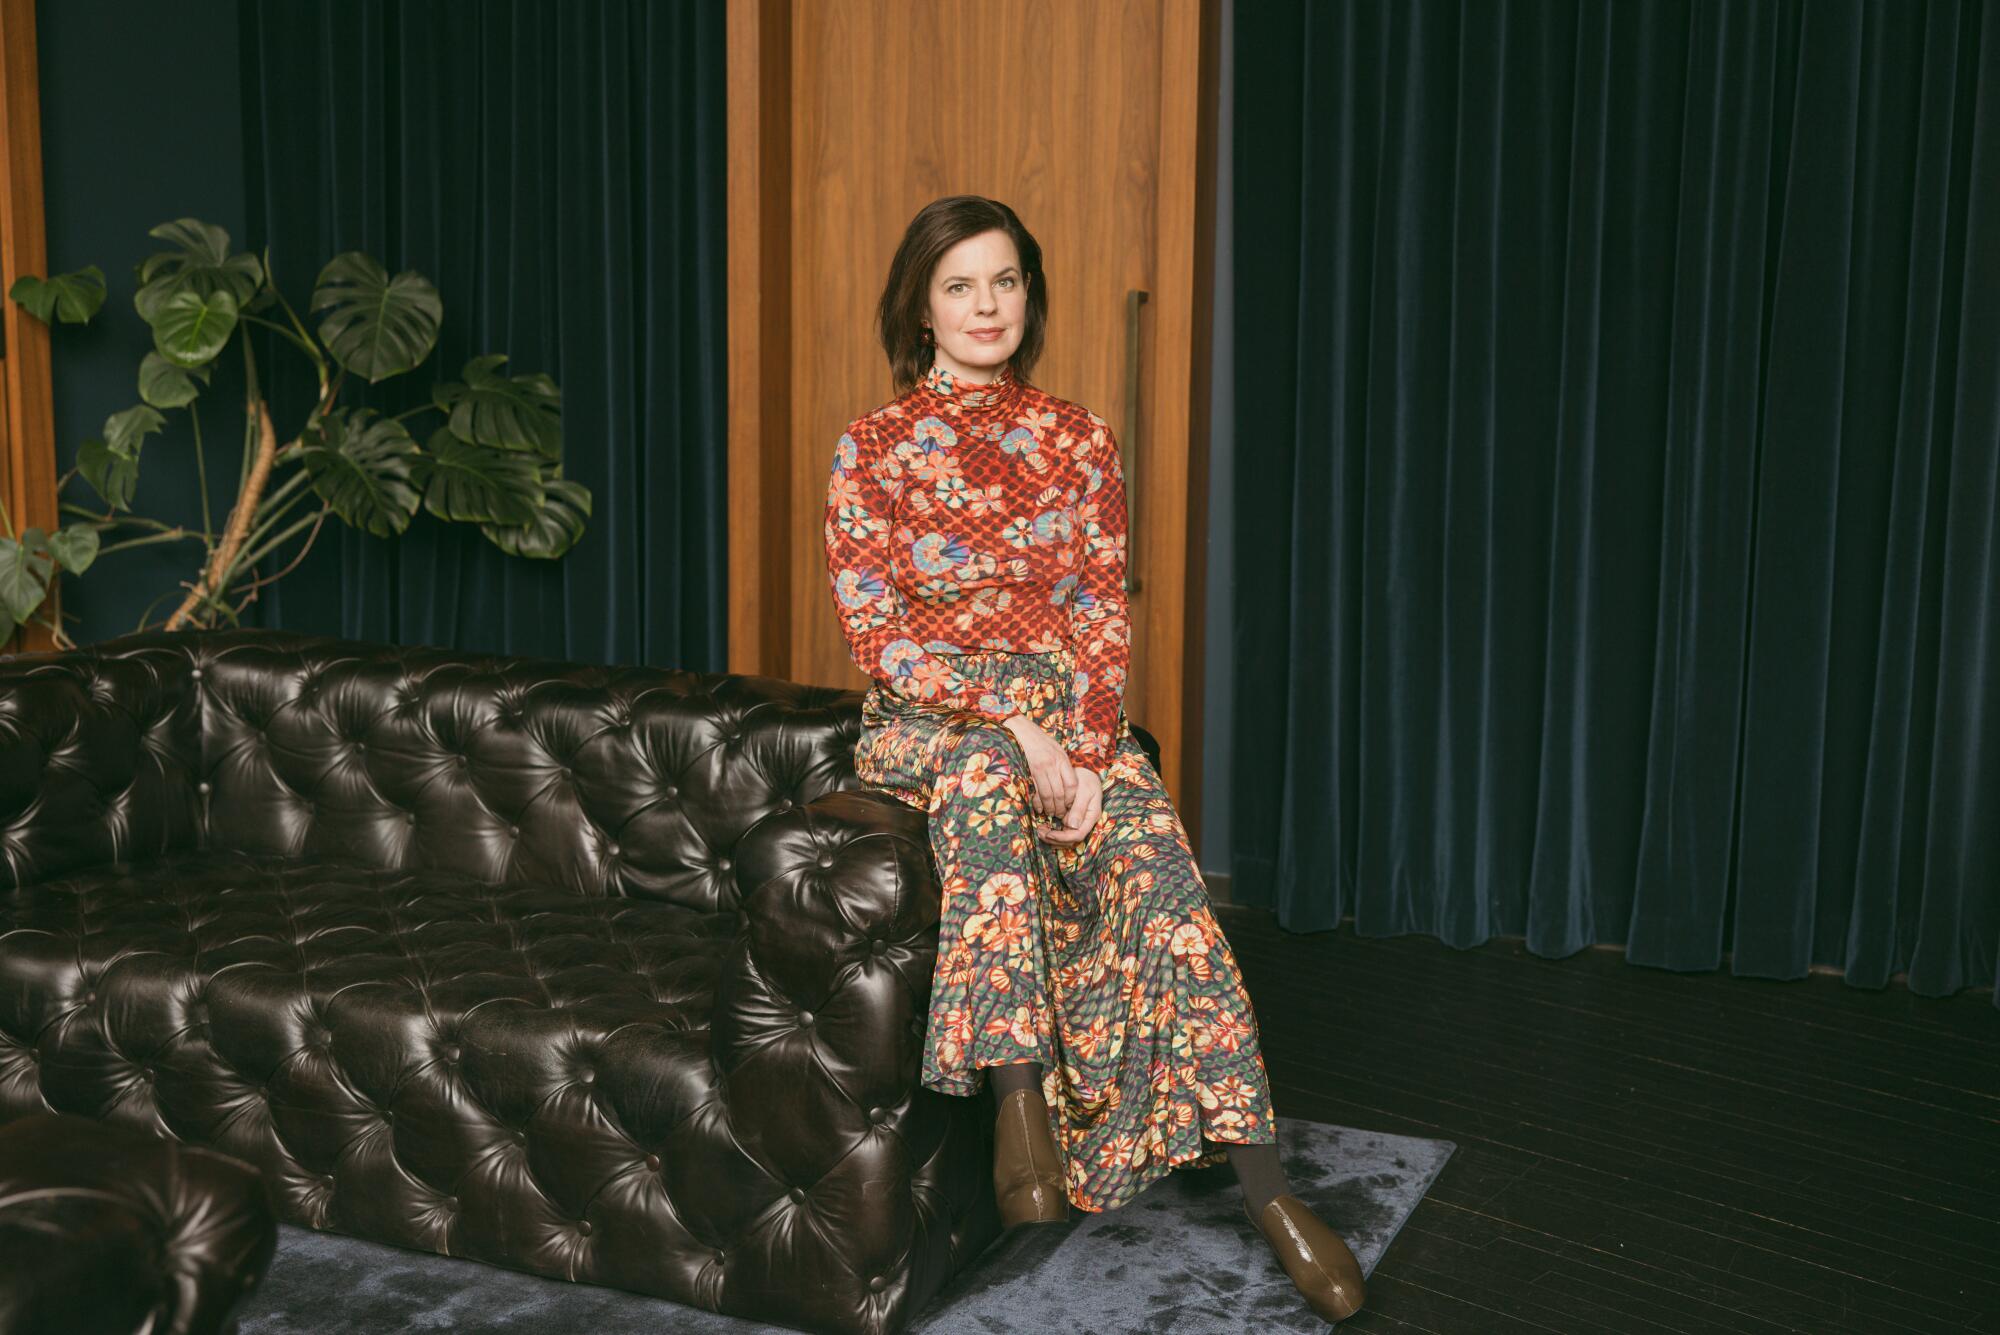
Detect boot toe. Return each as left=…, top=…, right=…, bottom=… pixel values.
left=1247, top=1194, right=1366, bottom=1322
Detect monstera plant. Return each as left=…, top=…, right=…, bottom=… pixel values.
left=3, top=218, right=591, bottom=646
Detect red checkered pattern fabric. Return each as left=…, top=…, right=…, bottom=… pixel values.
left=823, top=360, right=1131, bottom=772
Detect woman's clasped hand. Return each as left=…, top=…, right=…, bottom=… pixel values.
left=1002, top=714, right=1103, bottom=844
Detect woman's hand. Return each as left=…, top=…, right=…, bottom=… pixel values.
left=1039, top=766, right=1102, bottom=847
left=1002, top=715, right=1077, bottom=818
left=1001, top=715, right=1103, bottom=846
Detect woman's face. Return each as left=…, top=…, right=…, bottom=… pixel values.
left=923, top=228, right=1028, bottom=383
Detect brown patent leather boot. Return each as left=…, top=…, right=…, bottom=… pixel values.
left=993, top=1086, right=1070, bottom=1226
left=1245, top=1193, right=1366, bottom=1322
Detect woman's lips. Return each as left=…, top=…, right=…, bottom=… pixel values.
left=969, top=329, right=1006, bottom=341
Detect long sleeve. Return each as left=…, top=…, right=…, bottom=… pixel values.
left=1064, top=419, right=1132, bottom=772
left=824, top=421, right=1022, bottom=724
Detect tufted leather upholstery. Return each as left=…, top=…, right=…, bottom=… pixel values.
left=0, top=1110, right=277, bottom=1335
left=0, top=628, right=1162, bottom=1335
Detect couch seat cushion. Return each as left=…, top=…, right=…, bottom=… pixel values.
left=0, top=851, right=741, bottom=1261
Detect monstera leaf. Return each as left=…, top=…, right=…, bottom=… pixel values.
left=76, top=406, right=164, bottom=512
left=0, top=535, right=54, bottom=624
left=310, top=252, right=442, bottom=382
left=133, top=219, right=262, bottom=323
left=45, top=524, right=101, bottom=575
left=297, top=407, right=423, bottom=537
left=410, top=429, right=544, bottom=525
left=78, top=439, right=139, bottom=511
left=149, top=288, right=239, bottom=368
left=433, top=355, right=563, bottom=458
left=138, top=351, right=212, bottom=409
left=9, top=266, right=106, bottom=324
left=480, top=464, right=591, bottom=559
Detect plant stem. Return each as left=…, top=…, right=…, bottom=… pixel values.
left=165, top=393, right=283, bottom=631
left=237, top=340, right=259, bottom=497
left=238, top=313, right=321, bottom=360
left=230, top=507, right=325, bottom=575
left=99, top=528, right=203, bottom=556
left=191, top=402, right=213, bottom=542
left=57, top=503, right=180, bottom=532
left=270, top=286, right=327, bottom=380
left=0, top=491, right=13, bottom=540
left=230, top=507, right=329, bottom=613
left=236, top=483, right=313, bottom=564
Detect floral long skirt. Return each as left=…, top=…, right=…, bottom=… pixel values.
left=853, top=647, right=1277, bottom=1213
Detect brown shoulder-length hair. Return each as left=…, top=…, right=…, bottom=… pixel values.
left=877, top=196, right=1048, bottom=395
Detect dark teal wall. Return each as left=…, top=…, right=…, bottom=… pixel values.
left=37, top=0, right=248, bottom=643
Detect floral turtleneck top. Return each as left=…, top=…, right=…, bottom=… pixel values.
left=823, top=359, right=1131, bottom=772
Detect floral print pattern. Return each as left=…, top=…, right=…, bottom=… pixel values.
left=823, top=361, right=1130, bottom=772
left=852, top=647, right=1279, bottom=1214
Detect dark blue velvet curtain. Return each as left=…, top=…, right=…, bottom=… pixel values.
left=1229, top=0, right=1999, bottom=1004
left=238, top=0, right=727, bottom=671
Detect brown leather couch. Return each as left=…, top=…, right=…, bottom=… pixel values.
left=0, top=628, right=1162, bottom=1335
left=0, top=1112, right=277, bottom=1335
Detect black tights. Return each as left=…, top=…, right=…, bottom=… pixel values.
left=988, top=1061, right=1291, bottom=1215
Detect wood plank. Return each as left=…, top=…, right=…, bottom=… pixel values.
left=1210, top=908, right=2000, bottom=1333
left=0, top=0, right=56, bottom=654
left=725, top=0, right=792, bottom=677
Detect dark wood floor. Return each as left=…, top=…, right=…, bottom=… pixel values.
left=1212, top=903, right=2000, bottom=1334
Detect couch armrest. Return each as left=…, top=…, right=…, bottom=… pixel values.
left=716, top=788, right=941, bottom=1087
left=0, top=643, right=204, bottom=887
left=709, top=789, right=945, bottom=1318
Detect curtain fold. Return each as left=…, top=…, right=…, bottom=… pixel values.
left=237, top=0, right=728, bottom=670
left=1230, top=0, right=1997, bottom=1003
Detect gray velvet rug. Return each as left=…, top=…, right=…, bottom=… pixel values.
left=236, top=1119, right=1453, bottom=1334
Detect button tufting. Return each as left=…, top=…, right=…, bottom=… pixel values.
left=190, top=668, right=205, bottom=680
left=577, top=1220, right=593, bottom=1237
left=870, top=939, right=887, bottom=956
left=869, top=1275, right=887, bottom=1294
left=789, top=1188, right=805, bottom=1204
left=508, top=825, right=520, bottom=838
left=644, top=1153, right=661, bottom=1172
left=578, top=1067, right=596, bottom=1084
left=606, top=842, right=621, bottom=856
left=817, top=852, right=834, bottom=868
left=197, top=781, right=212, bottom=795
left=714, top=1249, right=725, bottom=1264
left=663, top=786, right=678, bottom=800
left=868, top=1106, right=885, bottom=1123
left=719, top=857, right=732, bottom=871
left=444, top=1197, right=459, bottom=1212
left=320, top=1175, right=335, bottom=1189
left=405, top=812, right=418, bottom=825
left=798, top=1010, right=814, bottom=1025
left=442, top=1043, right=461, bottom=1062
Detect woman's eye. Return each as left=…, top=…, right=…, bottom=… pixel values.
left=998, top=277, right=1015, bottom=288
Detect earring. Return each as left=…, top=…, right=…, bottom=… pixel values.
left=922, top=325, right=934, bottom=344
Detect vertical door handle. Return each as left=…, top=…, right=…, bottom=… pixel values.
left=1123, top=288, right=1147, bottom=595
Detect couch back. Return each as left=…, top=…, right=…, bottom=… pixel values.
left=1, top=629, right=866, bottom=913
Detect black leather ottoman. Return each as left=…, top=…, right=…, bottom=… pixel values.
left=0, top=1112, right=277, bottom=1335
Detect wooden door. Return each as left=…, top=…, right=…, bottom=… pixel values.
left=0, top=0, right=56, bottom=655
left=728, top=0, right=1220, bottom=844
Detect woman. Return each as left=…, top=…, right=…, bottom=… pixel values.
left=823, top=195, right=1364, bottom=1325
